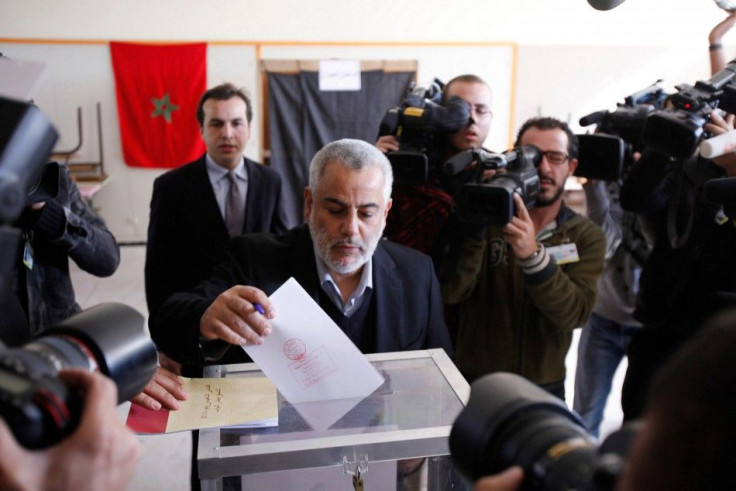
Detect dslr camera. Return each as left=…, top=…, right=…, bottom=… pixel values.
left=577, top=81, right=668, bottom=182
left=450, top=372, right=638, bottom=491
left=444, top=145, right=542, bottom=225
left=378, top=79, right=471, bottom=185
left=0, top=304, right=157, bottom=449
left=641, top=58, right=736, bottom=159
left=0, top=95, right=158, bottom=449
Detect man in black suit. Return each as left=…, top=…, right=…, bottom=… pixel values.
left=145, top=83, right=289, bottom=491
left=145, top=83, right=288, bottom=323
left=149, top=138, right=453, bottom=368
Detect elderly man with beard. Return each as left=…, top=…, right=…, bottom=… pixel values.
left=149, top=138, right=452, bottom=367
left=441, top=117, right=605, bottom=400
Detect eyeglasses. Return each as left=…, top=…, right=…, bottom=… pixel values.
left=541, top=150, right=570, bottom=165
left=470, top=104, right=493, bottom=117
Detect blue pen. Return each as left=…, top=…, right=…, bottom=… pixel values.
left=253, top=302, right=266, bottom=316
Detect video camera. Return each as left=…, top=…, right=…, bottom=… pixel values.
left=450, top=372, right=638, bottom=491
left=444, top=145, right=542, bottom=225
left=641, top=59, right=736, bottom=160
left=0, top=95, right=158, bottom=449
left=378, top=79, right=471, bottom=185
left=577, top=81, right=668, bottom=182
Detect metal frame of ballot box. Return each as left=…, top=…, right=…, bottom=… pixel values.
left=198, top=349, right=470, bottom=490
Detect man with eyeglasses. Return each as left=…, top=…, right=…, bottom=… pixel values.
left=375, top=74, right=494, bottom=265
left=441, top=117, right=605, bottom=400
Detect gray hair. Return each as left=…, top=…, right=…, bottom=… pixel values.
left=308, top=139, right=393, bottom=202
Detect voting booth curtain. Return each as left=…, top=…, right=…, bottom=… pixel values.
left=263, top=60, right=416, bottom=227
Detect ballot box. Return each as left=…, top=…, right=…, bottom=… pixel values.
left=198, top=348, right=471, bottom=490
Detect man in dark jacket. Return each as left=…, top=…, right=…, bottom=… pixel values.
left=619, top=110, right=736, bottom=420
left=150, top=138, right=453, bottom=367
left=145, top=83, right=288, bottom=323
left=8, top=162, right=119, bottom=338
left=441, top=117, right=606, bottom=400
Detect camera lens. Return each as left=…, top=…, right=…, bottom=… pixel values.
left=0, top=303, right=157, bottom=448
left=450, top=373, right=598, bottom=490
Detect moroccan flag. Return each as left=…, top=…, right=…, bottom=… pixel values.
left=110, top=42, right=207, bottom=168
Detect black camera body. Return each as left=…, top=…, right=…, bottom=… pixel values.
left=577, top=81, right=668, bottom=181
left=641, top=59, right=736, bottom=159
left=447, top=145, right=542, bottom=225
left=0, top=303, right=157, bottom=449
left=450, top=372, right=637, bottom=491
left=378, top=79, right=470, bottom=185
left=0, top=96, right=59, bottom=225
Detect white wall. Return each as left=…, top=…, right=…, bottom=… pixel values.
left=1, top=0, right=730, bottom=46
left=1, top=0, right=734, bottom=241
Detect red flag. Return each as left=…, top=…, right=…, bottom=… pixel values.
left=110, top=42, right=207, bottom=168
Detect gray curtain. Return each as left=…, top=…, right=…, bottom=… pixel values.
left=267, top=69, right=415, bottom=227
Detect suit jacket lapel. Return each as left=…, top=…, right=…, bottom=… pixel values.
left=188, top=157, right=230, bottom=238
left=288, top=225, right=322, bottom=303
left=372, top=242, right=404, bottom=351
left=243, top=158, right=260, bottom=233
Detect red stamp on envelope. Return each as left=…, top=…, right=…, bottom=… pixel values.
left=283, top=338, right=307, bottom=361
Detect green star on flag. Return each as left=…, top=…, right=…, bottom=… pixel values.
left=151, top=93, right=179, bottom=123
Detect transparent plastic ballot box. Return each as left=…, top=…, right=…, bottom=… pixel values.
left=198, top=348, right=471, bottom=490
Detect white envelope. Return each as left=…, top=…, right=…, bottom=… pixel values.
left=243, top=277, right=385, bottom=404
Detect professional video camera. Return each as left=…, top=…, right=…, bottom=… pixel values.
left=0, top=95, right=158, bottom=449
left=641, top=58, right=736, bottom=159
left=377, top=79, right=471, bottom=185
left=450, top=372, right=638, bottom=491
left=577, top=81, right=668, bottom=182
left=0, top=304, right=157, bottom=449
left=444, top=145, right=542, bottom=225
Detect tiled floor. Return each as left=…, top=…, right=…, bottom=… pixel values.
left=70, top=244, right=626, bottom=490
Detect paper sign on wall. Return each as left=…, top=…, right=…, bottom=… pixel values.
left=318, top=59, right=361, bottom=91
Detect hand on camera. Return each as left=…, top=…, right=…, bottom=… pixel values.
left=474, top=466, right=524, bottom=491
left=503, top=194, right=538, bottom=259
left=706, top=110, right=736, bottom=176
left=200, top=285, right=275, bottom=346
left=375, top=135, right=400, bottom=153
left=129, top=366, right=189, bottom=411
left=0, top=369, right=140, bottom=491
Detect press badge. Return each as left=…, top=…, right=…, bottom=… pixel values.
left=546, top=243, right=580, bottom=265
left=23, top=241, right=34, bottom=270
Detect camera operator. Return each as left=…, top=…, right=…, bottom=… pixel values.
left=618, top=109, right=736, bottom=420
left=1, top=162, right=187, bottom=412
left=573, top=174, right=651, bottom=438
left=0, top=369, right=140, bottom=491
left=376, top=74, right=494, bottom=263
left=0, top=93, right=171, bottom=490
left=441, top=117, right=606, bottom=399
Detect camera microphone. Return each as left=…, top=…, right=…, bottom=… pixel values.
left=699, top=129, right=736, bottom=159
left=587, top=0, right=626, bottom=10
left=444, top=149, right=477, bottom=175
left=579, top=110, right=608, bottom=127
